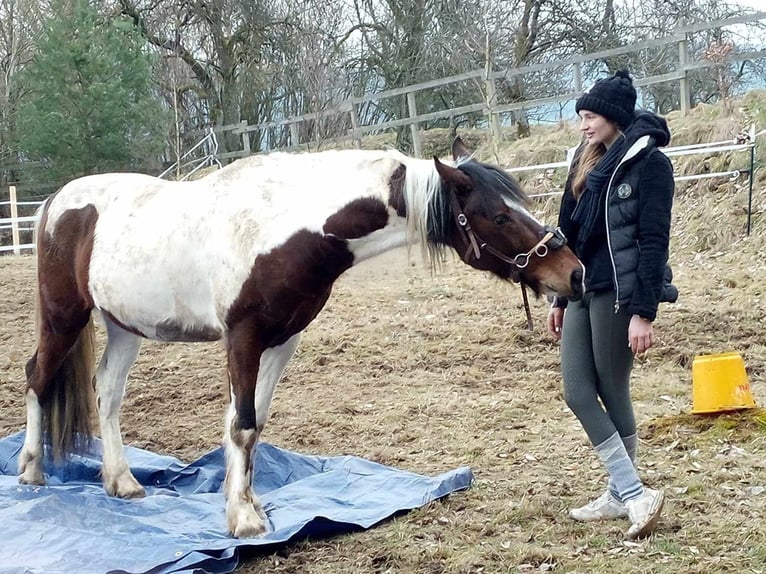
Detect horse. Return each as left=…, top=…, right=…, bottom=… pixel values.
left=18, top=137, right=584, bottom=538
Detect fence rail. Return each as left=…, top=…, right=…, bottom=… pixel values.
left=185, top=12, right=765, bottom=160
left=1, top=134, right=757, bottom=255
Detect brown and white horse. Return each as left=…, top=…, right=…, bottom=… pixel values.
left=18, top=138, right=583, bottom=538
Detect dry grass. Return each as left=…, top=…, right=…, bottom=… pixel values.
left=1, top=93, right=766, bottom=574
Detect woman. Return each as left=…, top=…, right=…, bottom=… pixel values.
left=547, top=69, right=676, bottom=540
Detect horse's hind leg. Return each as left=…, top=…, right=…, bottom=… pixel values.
left=95, top=317, right=143, bottom=498
left=20, top=202, right=99, bottom=484
left=19, top=327, right=85, bottom=484
left=224, top=331, right=300, bottom=538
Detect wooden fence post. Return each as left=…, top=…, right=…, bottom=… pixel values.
left=10, top=185, right=20, bottom=256
left=573, top=62, right=583, bottom=93
left=349, top=103, right=362, bottom=149
left=406, top=91, right=422, bottom=158
left=484, top=76, right=503, bottom=145
left=289, top=122, right=300, bottom=148
left=239, top=120, right=251, bottom=155
left=678, top=24, right=691, bottom=116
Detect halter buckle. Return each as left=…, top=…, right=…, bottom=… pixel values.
left=545, top=226, right=567, bottom=250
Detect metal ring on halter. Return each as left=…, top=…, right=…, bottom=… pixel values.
left=457, top=213, right=468, bottom=226
left=534, top=243, right=549, bottom=258
left=514, top=254, right=530, bottom=269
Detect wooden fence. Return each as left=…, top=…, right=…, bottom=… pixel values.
left=1, top=135, right=757, bottom=255
left=192, top=12, right=766, bottom=160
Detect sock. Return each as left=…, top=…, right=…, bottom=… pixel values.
left=609, top=433, right=638, bottom=502
left=596, top=432, right=643, bottom=503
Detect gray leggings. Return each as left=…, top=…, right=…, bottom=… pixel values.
left=561, top=291, right=636, bottom=446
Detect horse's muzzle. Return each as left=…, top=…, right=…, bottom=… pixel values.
left=569, top=268, right=584, bottom=301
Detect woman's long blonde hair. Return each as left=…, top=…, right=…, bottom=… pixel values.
left=571, top=142, right=607, bottom=200
left=572, top=116, right=624, bottom=199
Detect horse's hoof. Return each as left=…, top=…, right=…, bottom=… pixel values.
left=232, top=519, right=266, bottom=539
left=105, top=472, right=146, bottom=499
left=227, top=501, right=267, bottom=538
left=18, top=452, right=45, bottom=485
left=18, top=469, right=45, bottom=486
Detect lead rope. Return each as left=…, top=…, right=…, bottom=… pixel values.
left=520, top=283, right=534, bottom=330
left=449, top=189, right=550, bottom=330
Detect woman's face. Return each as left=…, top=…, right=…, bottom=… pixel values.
left=578, top=110, right=620, bottom=147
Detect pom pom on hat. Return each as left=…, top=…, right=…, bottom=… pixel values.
left=575, top=69, right=637, bottom=129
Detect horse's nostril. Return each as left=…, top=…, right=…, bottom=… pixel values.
left=571, top=268, right=584, bottom=292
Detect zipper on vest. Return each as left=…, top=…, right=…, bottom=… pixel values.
left=604, top=135, right=651, bottom=314
left=605, top=162, right=626, bottom=314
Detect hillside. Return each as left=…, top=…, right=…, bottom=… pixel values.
left=474, top=90, right=766, bottom=258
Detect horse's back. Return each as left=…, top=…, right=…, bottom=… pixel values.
left=46, top=173, right=164, bottom=227
left=36, top=151, right=409, bottom=342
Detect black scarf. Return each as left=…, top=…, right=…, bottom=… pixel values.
left=568, top=111, right=671, bottom=253
left=570, top=134, right=626, bottom=250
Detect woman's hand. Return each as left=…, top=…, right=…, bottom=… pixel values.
left=547, top=307, right=565, bottom=340
left=628, top=314, right=654, bottom=354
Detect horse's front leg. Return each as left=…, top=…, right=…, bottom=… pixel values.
left=96, top=319, right=144, bottom=498
left=223, top=328, right=300, bottom=538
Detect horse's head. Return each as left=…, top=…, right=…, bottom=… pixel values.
left=430, top=138, right=583, bottom=300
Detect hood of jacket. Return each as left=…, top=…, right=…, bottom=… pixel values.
left=624, top=110, right=671, bottom=149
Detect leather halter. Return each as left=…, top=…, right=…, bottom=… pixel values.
left=448, top=191, right=568, bottom=329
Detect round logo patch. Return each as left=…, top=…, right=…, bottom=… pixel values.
left=616, top=183, right=632, bottom=199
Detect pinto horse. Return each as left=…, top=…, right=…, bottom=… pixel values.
left=18, top=138, right=583, bottom=538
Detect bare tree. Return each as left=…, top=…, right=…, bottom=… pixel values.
left=117, top=0, right=300, bottom=155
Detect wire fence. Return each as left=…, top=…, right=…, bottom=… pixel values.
left=0, top=132, right=759, bottom=255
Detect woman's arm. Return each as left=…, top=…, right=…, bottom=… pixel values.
left=628, top=150, right=674, bottom=321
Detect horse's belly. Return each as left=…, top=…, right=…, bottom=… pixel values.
left=88, top=245, right=228, bottom=342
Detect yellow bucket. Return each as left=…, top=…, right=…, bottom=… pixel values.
left=692, top=352, right=757, bottom=414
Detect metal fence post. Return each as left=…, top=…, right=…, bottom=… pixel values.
left=747, top=142, right=755, bottom=235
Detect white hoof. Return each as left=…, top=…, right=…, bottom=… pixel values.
left=227, top=497, right=267, bottom=538
left=104, top=468, right=145, bottom=498
left=18, top=449, right=45, bottom=485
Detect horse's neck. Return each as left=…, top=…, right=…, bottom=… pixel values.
left=345, top=220, right=410, bottom=266
left=345, top=156, right=439, bottom=266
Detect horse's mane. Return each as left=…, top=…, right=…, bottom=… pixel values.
left=398, top=153, right=529, bottom=271
left=199, top=148, right=527, bottom=272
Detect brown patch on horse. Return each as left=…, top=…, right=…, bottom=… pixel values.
left=30, top=201, right=99, bottom=459
left=387, top=163, right=407, bottom=217
left=156, top=318, right=222, bottom=342
left=322, top=197, right=389, bottom=239
left=39, top=203, right=99, bottom=310
left=227, top=229, right=354, bottom=344
left=225, top=229, right=355, bottom=429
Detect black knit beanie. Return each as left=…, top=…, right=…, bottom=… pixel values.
left=575, top=69, right=637, bottom=130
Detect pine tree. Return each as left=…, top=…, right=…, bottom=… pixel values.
left=16, top=0, right=167, bottom=180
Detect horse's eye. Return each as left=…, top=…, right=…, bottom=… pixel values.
left=494, top=214, right=510, bottom=225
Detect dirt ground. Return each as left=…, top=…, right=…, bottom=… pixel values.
left=1, top=204, right=766, bottom=573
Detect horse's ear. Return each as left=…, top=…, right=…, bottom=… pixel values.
left=452, top=137, right=472, bottom=161
left=433, top=156, right=472, bottom=195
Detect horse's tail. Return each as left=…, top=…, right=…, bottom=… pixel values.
left=34, top=196, right=97, bottom=460
left=43, top=315, right=96, bottom=461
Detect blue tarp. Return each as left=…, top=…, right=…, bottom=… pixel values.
left=0, top=432, right=473, bottom=574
